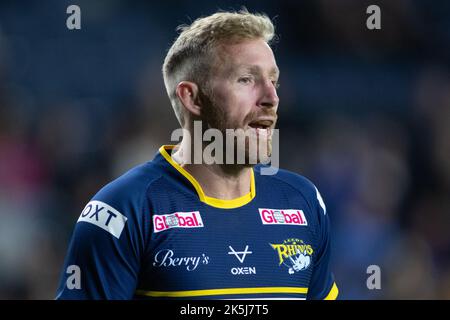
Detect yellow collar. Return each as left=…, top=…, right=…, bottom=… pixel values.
left=159, top=145, right=256, bottom=209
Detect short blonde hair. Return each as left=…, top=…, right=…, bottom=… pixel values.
left=162, top=9, right=276, bottom=126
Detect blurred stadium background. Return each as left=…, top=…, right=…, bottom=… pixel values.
left=0, top=0, right=449, bottom=299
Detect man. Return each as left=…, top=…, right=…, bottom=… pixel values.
left=56, top=9, right=338, bottom=300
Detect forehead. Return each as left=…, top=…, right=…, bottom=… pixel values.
left=214, top=39, right=279, bottom=76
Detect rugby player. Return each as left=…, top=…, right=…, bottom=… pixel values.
left=56, top=9, right=338, bottom=300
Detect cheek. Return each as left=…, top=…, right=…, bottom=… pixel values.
left=233, top=91, right=258, bottom=123
left=212, top=84, right=257, bottom=126
left=228, top=86, right=257, bottom=111
left=227, top=98, right=252, bottom=126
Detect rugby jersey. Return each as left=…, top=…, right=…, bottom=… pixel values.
left=56, top=145, right=338, bottom=300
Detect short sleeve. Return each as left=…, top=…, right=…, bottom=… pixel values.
left=55, top=181, right=148, bottom=299
left=307, top=186, right=339, bottom=300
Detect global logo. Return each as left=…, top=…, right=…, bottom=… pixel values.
left=270, top=238, right=313, bottom=274
left=165, top=214, right=180, bottom=227
left=273, top=210, right=286, bottom=223
left=259, top=209, right=307, bottom=226
left=153, top=211, right=204, bottom=233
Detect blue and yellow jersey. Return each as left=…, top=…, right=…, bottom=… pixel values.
left=56, top=145, right=338, bottom=300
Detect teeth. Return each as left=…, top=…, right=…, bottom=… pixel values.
left=249, top=120, right=273, bottom=129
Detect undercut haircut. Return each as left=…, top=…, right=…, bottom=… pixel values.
left=162, top=8, right=276, bottom=126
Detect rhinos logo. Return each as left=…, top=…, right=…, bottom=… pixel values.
left=270, top=238, right=313, bottom=274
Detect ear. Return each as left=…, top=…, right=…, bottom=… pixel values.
left=176, top=81, right=202, bottom=117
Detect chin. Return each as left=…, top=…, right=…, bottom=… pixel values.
left=244, top=137, right=272, bottom=165
left=223, top=127, right=273, bottom=165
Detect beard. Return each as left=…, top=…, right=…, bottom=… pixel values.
left=198, top=88, right=275, bottom=166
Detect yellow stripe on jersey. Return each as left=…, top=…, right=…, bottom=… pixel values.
left=324, top=282, right=339, bottom=300
left=135, top=286, right=308, bottom=298
left=159, top=145, right=256, bottom=209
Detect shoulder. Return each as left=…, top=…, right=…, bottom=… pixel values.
left=83, top=161, right=165, bottom=225
left=75, top=161, right=165, bottom=239
left=94, top=162, right=163, bottom=204
left=254, top=165, right=318, bottom=199
left=254, top=165, right=327, bottom=215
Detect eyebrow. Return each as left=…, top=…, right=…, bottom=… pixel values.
left=236, top=64, right=280, bottom=78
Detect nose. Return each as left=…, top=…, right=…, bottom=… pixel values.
left=258, top=80, right=279, bottom=109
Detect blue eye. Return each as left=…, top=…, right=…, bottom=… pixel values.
left=238, top=76, right=253, bottom=84
left=272, top=81, right=280, bottom=89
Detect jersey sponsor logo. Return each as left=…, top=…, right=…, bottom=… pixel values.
left=77, top=200, right=128, bottom=238
left=228, top=245, right=252, bottom=263
left=153, top=211, right=204, bottom=233
left=231, top=266, right=256, bottom=275
left=152, top=249, right=209, bottom=271
left=259, top=209, right=307, bottom=226
left=227, top=245, right=256, bottom=275
left=270, top=238, right=313, bottom=274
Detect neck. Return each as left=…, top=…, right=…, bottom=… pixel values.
left=171, top=136, right=252, bottom=200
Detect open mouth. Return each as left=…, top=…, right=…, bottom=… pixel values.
left=248, top=119, right=273, bottom=130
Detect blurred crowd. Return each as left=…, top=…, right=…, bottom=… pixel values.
left=0, top=0, right=449, bottom=299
